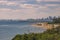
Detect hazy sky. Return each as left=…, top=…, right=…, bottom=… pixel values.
left=0, top=0, right=60, bottom=19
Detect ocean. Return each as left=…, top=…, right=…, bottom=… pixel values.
left=0, top=22, right=46, bottom=40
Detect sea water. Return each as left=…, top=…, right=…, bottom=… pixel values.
left=0, top=23, right=46, bottom=40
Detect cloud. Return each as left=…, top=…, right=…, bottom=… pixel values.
left=0, top=7, right=60, bottom=20
left=19, top=4, right=37, bottom=8
left=44, top=0, right=60, bottom=2
left=0, top=0, right=60, bottom=19
left=36, top=0, right=42, bottom=1
left=45, top=4, right=59, bottom=7
left=0, top=8, right=37, bottom=19
left=38, top=5, right=47, bottom=9
left=36, top=0, right=60, bottom=2
left=0, top=8, right=13, bottom=12
left=0, top=1, right=17, bottom=6
left=19, top=4, right=33, bottom=8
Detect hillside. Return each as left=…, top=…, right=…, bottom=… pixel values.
left=12, top=17, right=60, bottom=40
left=12, top=26, right=60, bottom=40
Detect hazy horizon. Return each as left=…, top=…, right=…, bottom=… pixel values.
left=0, top=0, right=60, bottom=20
left=0, top=16, right=59, bottom=20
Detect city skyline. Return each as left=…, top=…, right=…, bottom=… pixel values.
left=0, top=0, right=60, bottom=20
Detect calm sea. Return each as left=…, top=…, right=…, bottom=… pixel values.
left=0, top=22, right=46, bottom=40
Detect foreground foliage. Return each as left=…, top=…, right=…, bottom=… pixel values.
left=12, top=17, right=60, bottom=40
left=12, top=26, right=60, bottom=40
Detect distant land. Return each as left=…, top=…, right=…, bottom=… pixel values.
left=0, top=16, right=58, bottom=25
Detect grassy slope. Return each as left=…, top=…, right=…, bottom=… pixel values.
left=12, top=26, right=60, bottom=40
left=12, top=17, right=60, bottom=40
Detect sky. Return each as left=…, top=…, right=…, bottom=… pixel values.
left=0, top=0, right=60, bottom=20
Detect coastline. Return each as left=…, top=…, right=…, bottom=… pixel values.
left=31, top=22, right=60, bottom=29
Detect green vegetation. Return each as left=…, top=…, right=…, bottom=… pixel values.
left=53, top=17, right=60, bottom=24
left=12, top=26, right=60, bottom=40
left=48, top=17, right=60, bottom=24
left=12, top=17, right=60, bottom=40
